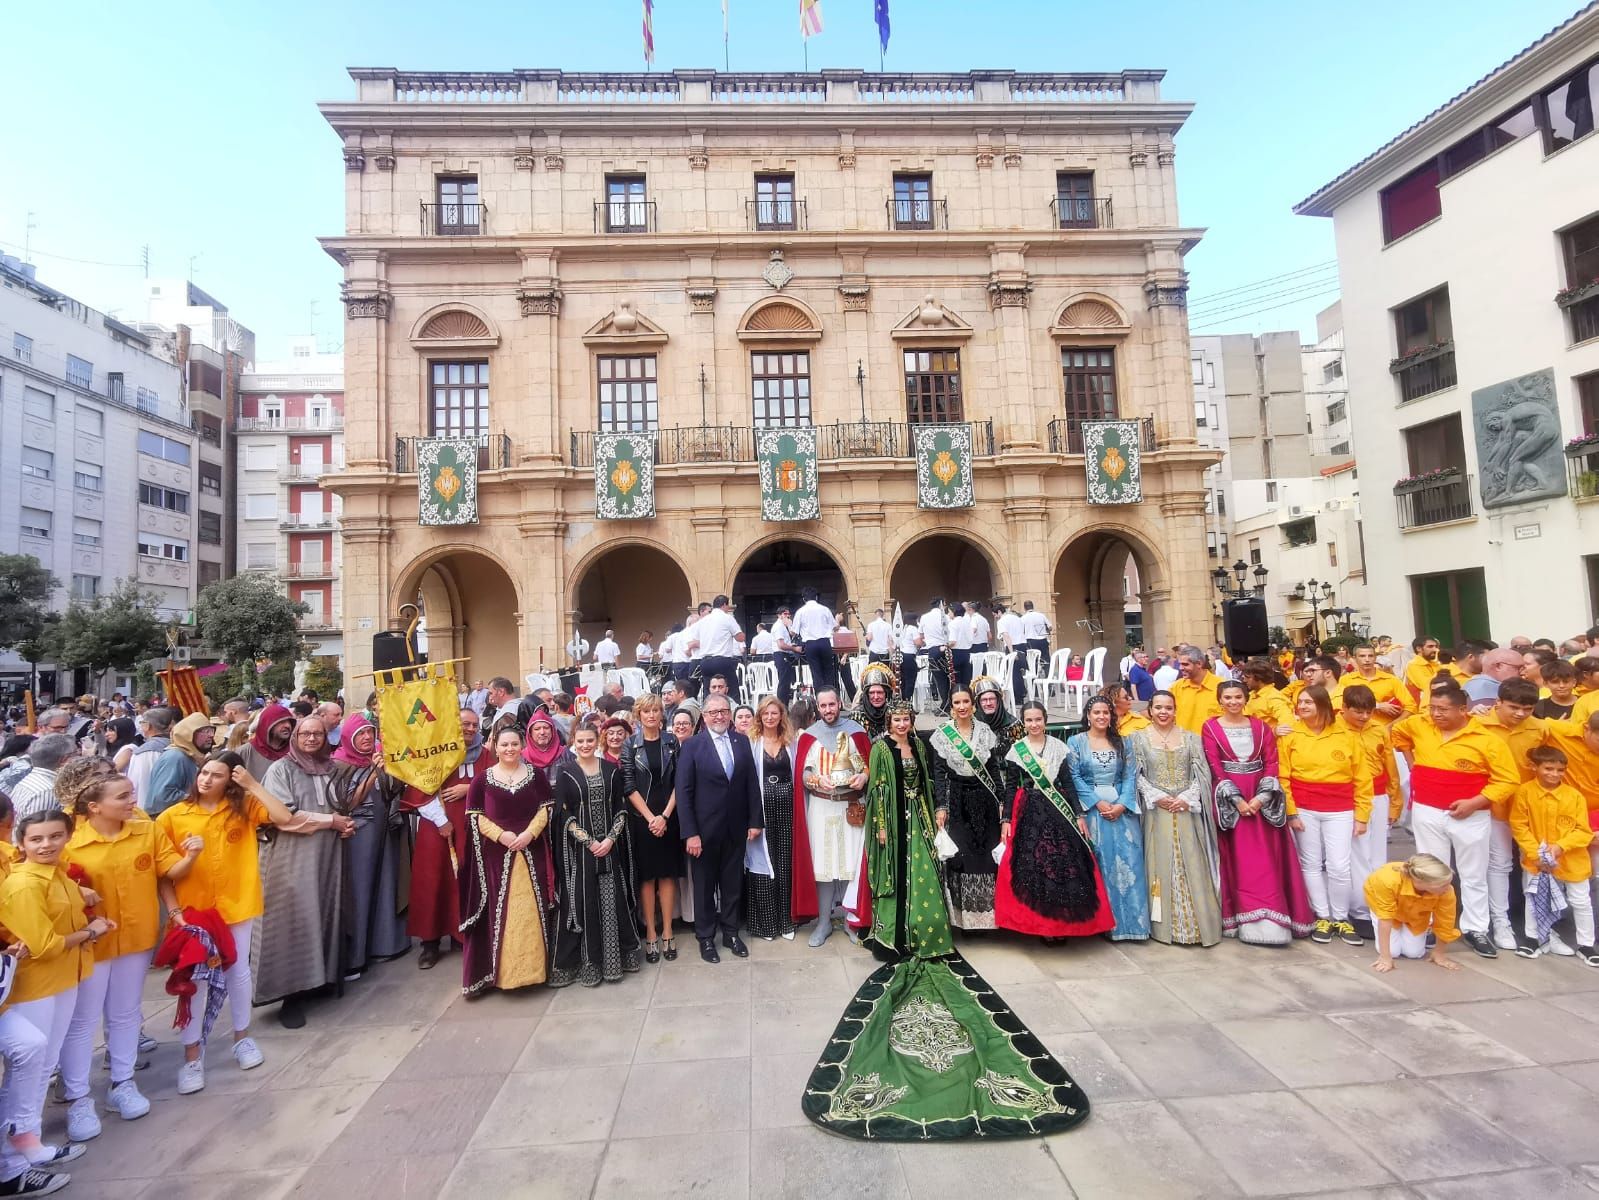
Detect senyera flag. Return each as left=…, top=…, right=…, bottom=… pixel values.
left=800, top=0, right=823, bottom=37
left=159, top=665, right=209, bottom=717
left=643, top=0, right=655, bottom=65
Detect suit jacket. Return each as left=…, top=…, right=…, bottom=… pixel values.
left=676, top=728, right=763, bottom=844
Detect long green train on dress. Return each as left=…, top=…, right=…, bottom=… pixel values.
left=801, top=733, right=1091, bottom=1141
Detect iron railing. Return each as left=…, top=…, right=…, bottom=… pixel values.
left=1396, top=473, right=1475, bottom=529
left=279, top=516, right=338, bottom=531
left=887, top=196, right=947, bottom=231
left=1567, top=445, right=1599, bottom=501
left=236, top=415, right=344, bottom=431
left=285, top=561, right=335, bottom=579
left=568, top=420, right=995, bottom=467
left=1049, top=196, right=1114, bottom=230
left=1393, top=346, right=1457, bottom=403
left=1568, top=295, right=1599, bottom=345
left=746, top=197, right=806, bottom=231
left=595, top=198, right=657, bottom=233
left=420, top=201, right=485, bottom=235
left=1047, top=415, right=1157, bottom=455
left=393, top=433, right=512, bottom=472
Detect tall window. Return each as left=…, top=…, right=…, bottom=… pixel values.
left=903, top=349, right=962, bottom=423
left=1579, top=371, right=1599, bottom=436
left=21, top=447, right=53, bottom=481
left=23, top=388, right=54, bottom=421
left=606, top=176, right=648, bottom=233
left=597, top=355, right=658, bottom=432
left=20, top=508, right=51, bottom=539
left=107, top=373, right=125, bottom=403
left=199, top=512, right=222, bottom=545
left=754, top=174, right=796, bottom=231
left=1379, top=164, right=1441, bottom=244
left=751, top=352, right=811, bottom=427
left=66, top=355, right=93, bottom=389
left=12, top=333, right=31, bottom=363
left=70, top=576, right=100, bottom=601
left=199, top=462, right=222, bottom=497
left=892, top=173, right=933, bottom=230
left=76, top=406, right=103, bottom=436
left=73, top=518, right=102, bottom=547
left=435, top=176, right=480, bottom=234
left=1055, top=172, right=1097, bottom=228
left=1392, top=286, right=1456, bottom=401
left=1561, top=213, right=1599, bottom=344
left=429, top=361, right=489, bottom=439
left=1061, top=348, right=1117, bottom=451
left=73, top=462, right=102, bottom=492
left=1541, top=56, right=1598, bottom=153
left=1403, top=413, right=1466, bottom=475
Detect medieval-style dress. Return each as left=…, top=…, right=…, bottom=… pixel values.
left=1068, top=734, right=1149, bottom=941
left=1199, top=716, right=1315, bottom=945
left=929, top=719, right=1003, bottom=930
left=994, top=737, right=1114, bottom=939
left=1130, top=728, right=1223, bottom=947
left=746, top=741, right=798, bottom=940
left=330, top=719, right=411, bottom=976
left=550, top=758, right=642, bottom=987
left=804, top=729, right=1091, bottom=1140
left=254, top=754, right=344, bottom=1005
left=459, top=764, right=556, bottom=995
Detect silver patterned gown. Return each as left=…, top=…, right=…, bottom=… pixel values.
left=1130, top=729, right=1222, bottom=947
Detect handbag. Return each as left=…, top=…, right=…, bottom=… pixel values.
left=845, top=800, right=866, bottom=827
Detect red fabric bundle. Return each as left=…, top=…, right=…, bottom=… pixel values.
left=152, top=908, right=237, bottom=1030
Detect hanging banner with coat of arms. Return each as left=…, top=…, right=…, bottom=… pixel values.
left=595, top=431, right=656, bottom=519
left=914, top=423, right=975, bottom=509
left=1083, top=419, right=1143, bottom=505
left=416, top=437, right=480, bottom=526
left=757, top=427, right=820, bottom=521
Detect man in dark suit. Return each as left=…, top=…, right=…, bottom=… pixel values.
left=676, top=694, right=764, bottom=963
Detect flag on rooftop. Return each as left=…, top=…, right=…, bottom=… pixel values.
left=800, top=0, right=824, bottom=38
left=643, top=0, right=655, bottom=66
left=875, top=0, right=890, bottom=55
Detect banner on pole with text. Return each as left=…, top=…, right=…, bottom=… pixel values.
left=1083, top=419, right=1143, bottom=505
left=376, top=662, right=466, bottom=794
left=595, top=432, right=656, bottom=520
left=757, top=426, right=820, bottom=521
left=416, top=437, right=480, bottom=526
left=914, top=422, right=975, bottom=509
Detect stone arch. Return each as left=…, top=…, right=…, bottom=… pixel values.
left=391, top=544, right=522, bottom=677
left=567, top=538, right=694, bottom=659
left=737, top=295, right=823, bottom=340
left=730, top=532, right=853, bottom=634
left=1051, top=523, right=1170, bottom=659
left=1050, top=292, right=1132, bottom=337
left=887, top=529, right=1003, bottom=620
left=408, top=301, right=501, bottom=347
left=884, top=522, right=1009, bottom=606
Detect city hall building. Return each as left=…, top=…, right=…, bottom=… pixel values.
left=319, top=67, right=1217, bottom=686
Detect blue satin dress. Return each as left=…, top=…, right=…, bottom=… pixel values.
left=1067, top=735, right=1150, bottom=941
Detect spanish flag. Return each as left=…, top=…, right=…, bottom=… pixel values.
left=800, top=0, right=823, bottom=37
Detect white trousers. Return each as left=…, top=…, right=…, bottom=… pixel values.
left=182, top=918, right=255, bottom=1048
left=6, top=987, right=79, bottom=1137
left=1410, top=805, right=1490, bottom=933
left=1295, top=809, right=1354, bottom=921
left=60, top=947, right=151, bottom=1097
left=1524, top=873, right=1596, bottom=946
left=1487, top=819, right=1515, bottom=932
left=1386, top=925, right=1430, bottom=959
left=0, top=1010, right=46, bottom=1181
left=1350, top=800, right=1392, bottom=920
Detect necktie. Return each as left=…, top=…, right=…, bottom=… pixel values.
left=715, top=732, right=733, bottom=776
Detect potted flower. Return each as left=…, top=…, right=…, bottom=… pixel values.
left=1388, top=340, right=1454, bottom=374
left=1555, top=277, right=1599, bottom=309
left=1393, top=466, right=1460, bottom=494
left=1565, top=433, right=1599, bottom=457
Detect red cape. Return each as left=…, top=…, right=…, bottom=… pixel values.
left=793, top=728, right=872, bottom=925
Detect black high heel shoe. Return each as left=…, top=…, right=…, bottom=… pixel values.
left=662, top=937, right=678, bottom=961
left=644, top=939, right=661, bottom=964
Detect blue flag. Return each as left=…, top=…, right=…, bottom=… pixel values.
left=875, top=0, right=890, bottom=54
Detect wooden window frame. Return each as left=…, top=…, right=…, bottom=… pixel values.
left=597, top=354, right=659, bottom=433
left=903, top=347, right=963, bottom=423
left=750, top=351, right=811, bottom=428
left=428, top=359, right=490, bottom=439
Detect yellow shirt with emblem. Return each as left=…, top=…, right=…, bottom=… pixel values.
left=1245, top=686, right=1294, bottom=728
left=1508, top=780, right=1593, bottom=883
left=1339, top=716, right=1404, bottom=823
left=156, top=796, right=273, bottom=924
left=1170, top=673, right=1224, bottom=734
left=62, top=816, right=184, bottom=960
left=1363, top=861, right=1460, bottom=942
left=1403, top=655, right=1441, bottom=700
left=1332, top=669, right=1415, bottom=725
left=0, top=861, right=94, bottom=1004
left=1277, top=720, right=1374, bottom=822
left=1478, top=710, right=1548, bottom=795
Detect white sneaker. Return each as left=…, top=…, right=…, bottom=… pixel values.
left=1491, top=923, right=1518, bottom=951
left=105, top=1079, right=150, bottom=1121
left=64, top=1097, right=100, bottom=1143
left=1551, top=933, right=1577, bottom=957
left=176, top=1059, right=205, bottom=1096
left=232, top=1037, right=264, bottom=1071
left=137, top=1034, right=158, bottom=1054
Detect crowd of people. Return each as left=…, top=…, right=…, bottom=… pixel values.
left=0, top=604, right=1596, bottom=1165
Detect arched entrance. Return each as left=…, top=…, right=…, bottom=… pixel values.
left=398, top=550, right=520, bottom=679
left=889, top=533, right=996, bottom=614
left=572, top=543, right=693, bottom=663
left=732, top=539, right=846, bottom=634
left=1052, top=530, right=1163, bottom=659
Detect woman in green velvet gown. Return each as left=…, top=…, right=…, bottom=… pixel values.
left=802, top=701, right=1091, bottom=1140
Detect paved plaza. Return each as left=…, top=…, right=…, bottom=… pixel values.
left=42, top=880, right=1599, bottom=1200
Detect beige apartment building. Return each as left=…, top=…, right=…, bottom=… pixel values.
left=319, top=67, right=1217, bottom=686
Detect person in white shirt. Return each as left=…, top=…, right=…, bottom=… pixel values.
left=594, top=630, right=621, bottom=668
left=772, top=606, right=800, bottom=705
left=635, top=631, right=654, bottom=665
left=664, top=622, right=692, bottom=686
left=865, top=610, right=894, bottom=663
left=996, top=603, right=1027, bottom=707
left=965, top=601, right=991, bottom=655
left=1021, top=601, right=1052, bottom=662
left=950, top=605, right=976, bottom=689
left=750, top=623, right=776, bottom=657
left=920, top=599, right=953, bottom=711
left=895, top=618, right=923, bottom=702
left=692, top=595, right=746, bottom=702
left=1153, top=654, right=1181, bottom=691
left=791, top=588, right=839, bottom=696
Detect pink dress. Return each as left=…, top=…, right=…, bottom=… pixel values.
left=1200, top=717, right=1314, bottom=945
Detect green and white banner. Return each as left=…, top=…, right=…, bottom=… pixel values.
left=757, top=427, right=820, bottom=522
left=595, top=431, right=656, bottom=520
left=416, top=437, right=480, bottom=526
left=914, top=423, right=975, bottom=509
left=1083, top=419, right=1142, bottom=505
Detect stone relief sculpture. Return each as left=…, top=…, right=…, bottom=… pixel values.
left=1471, top=368, right=1566, bottom=508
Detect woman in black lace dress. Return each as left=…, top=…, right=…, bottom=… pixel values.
left=745, top=696, right=798, bottom=940
left=929, top=687, right=1003, bottom=930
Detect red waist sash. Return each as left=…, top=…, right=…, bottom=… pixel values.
left=1373, top=772, right=1390, bottom=796
left=1290, top=779, right=1355, bottom=813
left=1410, top=763, right=1486, bottom=810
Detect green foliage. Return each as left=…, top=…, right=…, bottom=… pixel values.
left=1269, top=625, right=1290, bottom=648
left=195, top=574, right=309, bottom=695
left=303, top=655, right=343, bottom=700
left=1320, top=633, right=1361, bottom=655
left=47, top=579, right=168, bottom=676
left=0, top=554, right=56, bottom=651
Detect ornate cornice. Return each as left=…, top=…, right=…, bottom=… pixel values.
left=686, top=287, right=717, bottom=313
left=341, top=284, right=390, bottom=320
left=838, top=284, right=870, bottom=312
left=518, top=286, right=563, bottom=317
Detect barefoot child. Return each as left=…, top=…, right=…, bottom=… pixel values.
left=1508, top=746, right=1597, bottom=963
left=1364, top=853, right=1461, bottom=973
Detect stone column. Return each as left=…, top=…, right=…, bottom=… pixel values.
left=987, top=245, right=1037, bottom=450
left=1001, top=489, right=1050, bottom=613
left=341, top=251, right=390, bottom=468
left=847, top=507, right=887, bottom=608
left=518, top=251, right=563, bottom=463
left=521, top=514, right=567, bottom=672
left=337, top=518, right=391, bottom=700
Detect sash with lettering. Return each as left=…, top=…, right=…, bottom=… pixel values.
left=936, top=721, right=999, bottom=801
left=1010, top=739, right=1095, bottom=853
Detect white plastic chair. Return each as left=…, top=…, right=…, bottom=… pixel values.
left=744, top=660, right=779, bottom=700
left=609, top=667, right=649, bottom=697
left=998, top=651, right=1019, bottom=712
left=1029, top=648, right=1074, bottom=709
left=1065, top=647, right=1108, bottom=717
left=912, top=654, right=934, bottom=713
left=979, top=650, right=1006, bottom=683
left=525, top=672, right=560, bottom=696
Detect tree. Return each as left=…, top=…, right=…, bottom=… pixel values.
left=195, top=574, right=309, bottom=697
left=49, top=579, right=168, bottom=680
left=0, top=554, right=56, bottom=652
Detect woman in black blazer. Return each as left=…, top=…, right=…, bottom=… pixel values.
left=620, top=693, right=684, bottom=962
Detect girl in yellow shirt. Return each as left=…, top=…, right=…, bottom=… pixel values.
left=1365, top=853, right=1461, bottom=972
left=157, top=750, right=348, bottom=1097
left=0, top=809, right=114, bottom=1170
left=56, top=767, right=185, bottom=1141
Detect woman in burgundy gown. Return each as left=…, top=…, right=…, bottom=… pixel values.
left=459, top=726, right=557, bottom=996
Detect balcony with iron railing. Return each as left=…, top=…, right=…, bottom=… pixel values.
left=595, top=199, right=657, bottom=234
left=1567, top=439, right=1599, bottom=501
left=1049, top=196, right=1114, bottom=230
left=1047, top=415, right=1157, bottom=455
left=567, top=420, right=994, bottom=468
left=746, top=197, right=806, bottom=232
left=887, top=196, right=947, bottom=231
left=282, top=461, right=345, bottom=480
left=298, top=615, right=338, bottom=633
left=393, top=433, right=512, bottom=472
left=280, top=514, right=339, bottom=531
left=236, top=415, right=345, bottom=432
left=285, top=561, right=335, bottom=579
left=420, top=201, right=485, bottom=235
left=1394, top=471, right=1475, bottom=530
left=1390, top=343, right=1456, bottom=403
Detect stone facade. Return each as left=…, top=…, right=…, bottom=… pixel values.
left=320, top=68, right=1217, bottom=686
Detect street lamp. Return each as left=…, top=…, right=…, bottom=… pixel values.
left=1300, top=579, right=1335, bottom=645
left=1214, top=559, right=1263, bottom=602
left=1213, top=560, right=1270, bottom=657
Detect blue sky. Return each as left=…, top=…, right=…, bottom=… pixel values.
left=0, top=0, right=1582, bottom=356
